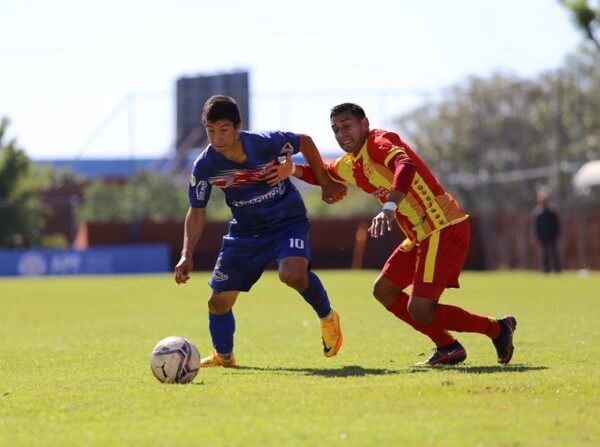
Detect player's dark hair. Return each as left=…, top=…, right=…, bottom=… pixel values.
left=330, top=103, right=366, bottom=120
left=202, top=95, right=242, bottom=126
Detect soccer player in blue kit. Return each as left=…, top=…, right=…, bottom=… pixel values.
left=174, top=95, right=347, bottom=367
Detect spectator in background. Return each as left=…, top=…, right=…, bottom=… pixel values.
left=532, top=192, right=562, bottom=273
left=6, top=233, right=27, bottom=249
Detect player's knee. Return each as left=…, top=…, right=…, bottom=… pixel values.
left=278, top=269, right=305, bottom=290
left=207, top=296, right=233, bottom=315
left=372, top=283, right=387, bottom=304
left=407, top=302, right=435, bottom=325
left=372, top=278, right=400, bottom=307
left=408, top=307, right=429, bottom=325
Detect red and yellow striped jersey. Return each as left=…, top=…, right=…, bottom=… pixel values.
left=325, top=129, right=467, bottom=242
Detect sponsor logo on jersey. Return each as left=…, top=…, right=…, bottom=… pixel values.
left=196, top=180, right=208, bottom=201
left=231, top=185, right=283, bottom=207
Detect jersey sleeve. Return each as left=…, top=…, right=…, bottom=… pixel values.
left=296, top=156, right=347, bottom=186
left=258, top=130, right=301, bottom=157
left=188, top=152, right=213, bottom=208
left=369, top=131, right=416, bottom=194
left=390, top=152, right=416, bottom=193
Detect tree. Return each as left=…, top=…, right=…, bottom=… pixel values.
left=561, top=0, right=600, bottom=50
left=0, top=117, right=42, bottom=248
left=77, top=171, right=193, bottom=224
left=394, top=62, right=600, bottom=214
left=396, top=74, right=544, bottom=212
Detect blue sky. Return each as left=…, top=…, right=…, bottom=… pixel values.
left=0, top=0, right=584, bottom=160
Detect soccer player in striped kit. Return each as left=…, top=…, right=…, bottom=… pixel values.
left=292, top=103, right=517, bottom=366
left=174, top=95, right=345, bottom=367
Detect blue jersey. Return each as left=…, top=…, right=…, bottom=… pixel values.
left=188, top=130, right=309, bottom=235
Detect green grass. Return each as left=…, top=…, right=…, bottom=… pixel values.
left=1, top=270, right=599, bottom=447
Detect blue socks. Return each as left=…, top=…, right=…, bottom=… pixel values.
left=208, top=310, right=235, bottom=354
left=208, top=272, right=330, bottom=355
left=300, top=271, right=332, bottom=319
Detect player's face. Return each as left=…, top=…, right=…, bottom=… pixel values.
left=330, top=111, right=369, bottom=155
left=205, top=119, right=241, bottom=155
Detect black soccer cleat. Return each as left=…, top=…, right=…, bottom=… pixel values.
left=492, top=315, right=517, bottom=365
left=416, top=340, right=467, bottom=366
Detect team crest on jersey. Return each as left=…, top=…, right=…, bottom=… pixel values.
left=280, top=142, right=294, bottom=156
left=364, top=162, right=375, bottom=179
left=190, top=175, right=197, bottom=187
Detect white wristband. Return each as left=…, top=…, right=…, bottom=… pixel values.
left=382, top=201, right=397, bottom=212
left=290, top=163, right=296, bottom=175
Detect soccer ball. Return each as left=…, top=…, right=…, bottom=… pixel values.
left=150, top=336, right=201, bottom=384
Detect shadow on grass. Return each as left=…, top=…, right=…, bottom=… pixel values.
left=206, top=363, right=548, bottom=379
left=406, top=363, right=548, bottom=374
left=233, top=364, right=400, bottom=378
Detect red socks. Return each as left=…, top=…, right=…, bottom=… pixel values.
left=386, top=293, right=456, bottom=347
left=386, top=294, right=502, bottom=346
left=431, top=304, right=501, bottom=338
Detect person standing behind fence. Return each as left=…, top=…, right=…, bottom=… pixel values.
left=532, top=192, right=562, bottom=273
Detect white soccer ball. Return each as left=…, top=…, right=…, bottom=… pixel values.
left=150, top=336, right=201, bottom=384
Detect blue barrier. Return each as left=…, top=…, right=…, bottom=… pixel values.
left=0, top=244, right=170, bottom=276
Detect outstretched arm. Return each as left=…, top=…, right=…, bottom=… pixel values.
left=297, top=134, right=347, bottom=204
left=265, top=134, right=347, bottom=203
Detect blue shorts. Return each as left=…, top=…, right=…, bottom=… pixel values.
left=209, top=222, right=311, bottom=292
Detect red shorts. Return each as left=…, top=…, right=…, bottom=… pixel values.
left=381, top=219, right=470, bottom=301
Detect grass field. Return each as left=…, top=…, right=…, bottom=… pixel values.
left=1, top=270, right=599, bottom=447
